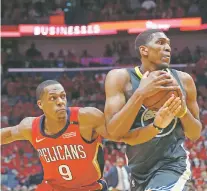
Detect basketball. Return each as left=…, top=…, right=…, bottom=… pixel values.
left=143, top=73, right=180, bottom=111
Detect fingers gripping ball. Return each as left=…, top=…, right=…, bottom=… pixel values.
left=143, top=72, right=181, bottom=111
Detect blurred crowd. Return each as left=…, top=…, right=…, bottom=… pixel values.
left=80, top=0, right=205, bottom=23
left=1, top=0, right=207, bottom=190
left=1, top=40, right=135, bottom=69
left=1, top=0, right=65, bottom=25
left=2, top=39, right=207, bottom=70
left=2, top=0, right=207, bottom=25
left=1, top=58, right=207, bottom=190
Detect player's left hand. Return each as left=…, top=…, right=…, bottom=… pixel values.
left=154, top=95, right=182, bottom=129
left=175, top=88, right=187, bottom=118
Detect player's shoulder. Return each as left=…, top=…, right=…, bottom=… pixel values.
left=106, top=68, right=130, bottom=81
left=172, top=69, right=196, bottom=93
left=105, top=68, right=130, bottom=90
left=18, top=117, right=35, bottom=140
left=19, top=117, right=36, bottom=128
left=79, top=107, right=104, bottom=122
left=174, top=69, right=194, bottom=84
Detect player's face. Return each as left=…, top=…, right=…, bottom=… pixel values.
left=146, top=32, right=171, bottom=69
left=38, top=84, right=67, bottom=121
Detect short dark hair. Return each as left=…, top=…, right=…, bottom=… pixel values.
left=135, top=29, right=162, bottom=59
left=36, top=80, right=60, bottom=100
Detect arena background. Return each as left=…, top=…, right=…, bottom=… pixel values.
left=1, top=0, right=207, bottom=190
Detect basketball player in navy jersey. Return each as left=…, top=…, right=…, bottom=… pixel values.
left=104, top=29, right=202, bottom=191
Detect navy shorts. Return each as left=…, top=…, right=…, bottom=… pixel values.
left=130, top=158, right=191, bottom=191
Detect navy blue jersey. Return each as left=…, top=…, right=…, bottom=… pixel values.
left=125, top=67, right=189, bottom=184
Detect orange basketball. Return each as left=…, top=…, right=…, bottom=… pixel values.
left=143, top=73, right=180, bottom=111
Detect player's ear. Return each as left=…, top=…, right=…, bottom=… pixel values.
left=139, top=45, right=148, bottom=57
left=37, top=100, right=43, bottom=110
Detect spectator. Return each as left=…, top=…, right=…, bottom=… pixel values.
left=188, top=2, right=200, bottom=16
left=56, top=49, right=65, bottom=67
left=80, top=50, right=92, bottom=58
left=171, top=48, right=181, bottom=64
left=104, top=44, right=113, bottom=57
left=104, top=157, right=130, bottom=191
left=175, top=6, right=185, bottom=18
left=25, top=43, right=41, bottom=60
left=66, top=49, right=78, bottom=63
left=141, top=0, right=156, bottom=11
left=128, top=0, right=141, bottom=11
left=180, top=47, right=193, bottom=63
left=195, top=52, right=207, bottom=76
left=162, top=7, right=173, bottom=18
left=47, top=52, right=56, bottom=61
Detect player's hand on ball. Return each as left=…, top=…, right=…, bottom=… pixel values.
left=138, top=70, right=179, bottom=98
left=153, top=94, right=182, bottom=129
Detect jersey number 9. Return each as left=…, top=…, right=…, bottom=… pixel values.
left=58, top=165, right=73, bottom=180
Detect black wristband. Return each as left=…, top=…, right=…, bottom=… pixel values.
left=153, top=123, right=163, bottom=132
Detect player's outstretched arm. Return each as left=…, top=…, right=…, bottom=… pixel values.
left=78, top=107, right=111, bottom=141
left=0, top=117, right=33, bottom=145
left=104, top=69, right=178, bottom=139
left=78, top=107, right=127, bottom=142
left=177, top=71, right=202, bottom=141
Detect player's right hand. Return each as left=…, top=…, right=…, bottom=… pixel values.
left=153, top=94, right=181, bottom=129
left=138, top=70, right=179, bottom=98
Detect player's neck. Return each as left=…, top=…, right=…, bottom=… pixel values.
left=44, top=115, right=68, bottom=135
left=140, top=59, right=157, bottom=73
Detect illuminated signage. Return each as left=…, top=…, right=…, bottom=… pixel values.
left=0, top=17, right=204, bottom=37
left=33, top=25, right=101, bottom=36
